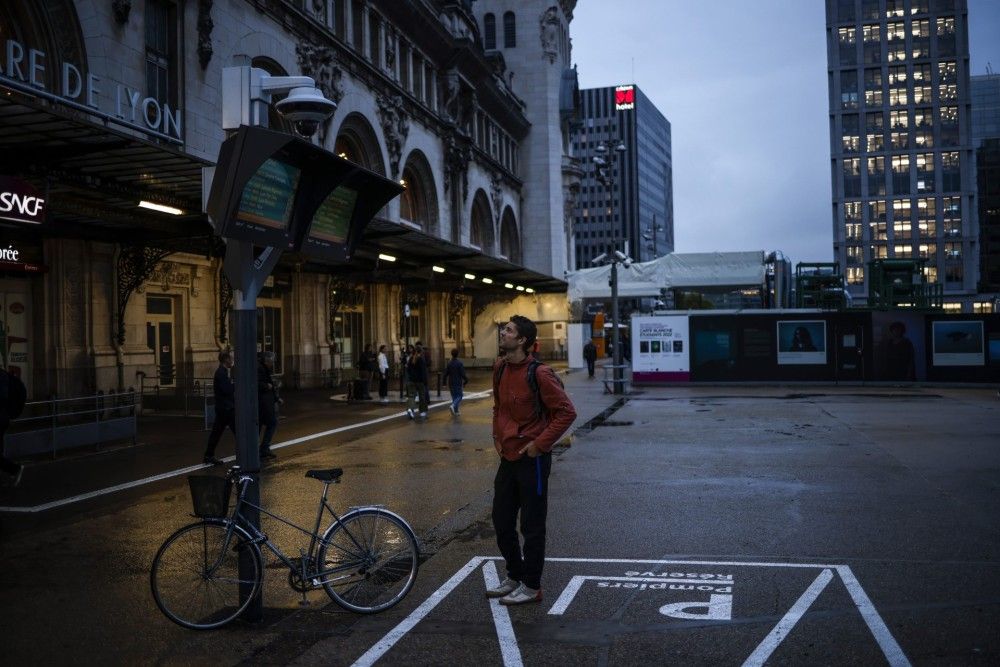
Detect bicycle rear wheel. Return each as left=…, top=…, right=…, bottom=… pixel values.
left=150, top=519, right=262, bottom=630
left=318, top=508, right=419, bottom=613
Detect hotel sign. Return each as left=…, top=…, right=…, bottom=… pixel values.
left=0, top=176, right=45, bottom=225
left=0, top=38, right=182, bottom=143
left=615, top=85, right=635, bottom=111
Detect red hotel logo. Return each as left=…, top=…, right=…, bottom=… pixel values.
left=614, top=85, right=635, bottom=111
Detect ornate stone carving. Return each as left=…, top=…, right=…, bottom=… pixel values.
left=540, top=6, right=561, bottom=64
left=443, top=130, right=471, bottom=199
left=384, top=29, right=396, bottom=70
left=448, top=292, right=469, bottom=326
left=115, top=246, right=172, bottom=346
left=197, top=0, right=214, bottom=69
left=296, top=43, right=344, bottom=105
left=563, top=182, right=580, bottom=235
left=147, top=263, right=193, bottom=291
left=112, top=0, right=131, bottom=25
left=441, top=70, right=461, bottom=124
left=310, top=0, right=327, bottom=23
left=376, top=94, right=410, bottom=179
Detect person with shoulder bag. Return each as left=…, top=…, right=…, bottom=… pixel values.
left=444, top=348, right=468, bottom=416
left=485, top=315, right=576, bottom=605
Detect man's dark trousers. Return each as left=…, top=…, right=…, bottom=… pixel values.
left=204, top=409, right=236, bottom=458
left=492, top=452, right=552, bottom=590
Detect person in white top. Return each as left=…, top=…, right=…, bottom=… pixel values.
left=377, top=344, right=390, bottom=403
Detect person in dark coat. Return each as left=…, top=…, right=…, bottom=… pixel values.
left=258, top=351, right=282, bottom=460
left=582, top=340, right=597, bottom=378
left=444, top=348, right=468, bottom=415
left=0, top=368, right=23, bottom=487
left=202, top=350, right=235, bottom=465
left=405, top=343, right=429, bottom=419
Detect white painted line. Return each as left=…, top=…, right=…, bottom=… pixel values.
left=483, top=560, right=524, bottom=667
left=507, top=557, right=847, bottom=569
left=548, top=576, right=734, bottom=616
left=837, top=565, right=911, bottom=667
left=0, top=396, right=494, bottom=515
left=548, top=575, right=587, bottom=616
left=742, top=568, right=833, bottom=667
left=351, top=556, right=486, bottom=667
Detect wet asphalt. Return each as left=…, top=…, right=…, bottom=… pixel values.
left=0, top=370, right=998, bottom=666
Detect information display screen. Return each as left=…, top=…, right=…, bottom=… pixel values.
left=235, top=158, right=301, bottom=230
left=310, top=186, right=359, bottom=244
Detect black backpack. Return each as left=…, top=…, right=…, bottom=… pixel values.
left=493, top=359, right=564, bottom=420
left=4, top=371, right=26, bottom=419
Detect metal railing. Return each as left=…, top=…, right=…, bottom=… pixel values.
left=4, top=390, right=139, bottom=459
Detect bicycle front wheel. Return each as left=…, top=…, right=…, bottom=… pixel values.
left=150, top=520, right=263, bottom=630
left=318, top=508, right=419, bottom=613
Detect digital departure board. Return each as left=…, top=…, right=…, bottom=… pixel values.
left=235, top=158, right=301, bottom=230
left=310, top=186, right=358, bottom=244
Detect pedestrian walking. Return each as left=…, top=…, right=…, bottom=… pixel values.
left=357, top=344, right=375, bottom=399
left=258, top=351, right=282, bottom=460
left=417, top=341, right=432, bottom=407
left=0, top=368, right=25, bottom=487
left=486, top=315, right=576, bottom=605
left=444, top=348, right=468, bottom=415
left=583, top=339, right=597, bottom=378
left=377, top=344, right=390, bottom=403
left=202, top=350, right=235, bottom=465
left=405, top=342, right=428, bottom=419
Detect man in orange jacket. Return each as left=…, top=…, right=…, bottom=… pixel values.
left=486, top=315, right=576, bottom=605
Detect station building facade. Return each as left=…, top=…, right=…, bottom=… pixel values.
left=0, top=0, right=582, bottom=399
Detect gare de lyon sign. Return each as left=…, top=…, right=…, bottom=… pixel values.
left=0, top=38, right=182, bottom=143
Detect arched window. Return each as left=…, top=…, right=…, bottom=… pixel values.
left=484, top=13, right=496, bottom=50
left=334, top=112, right=387, bottom=175
left=398, top=151, right=439, bottom=231
left=470, top=190, right=494, bottom=254
left=503, top=11, right=516, bottom=48
left=499, top=208, right=520, bottom=264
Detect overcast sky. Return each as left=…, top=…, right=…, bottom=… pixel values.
left=571, top=0, right=1000, bottom=265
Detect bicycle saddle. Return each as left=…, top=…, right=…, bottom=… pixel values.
left=305, top=468, right=343, bottom=482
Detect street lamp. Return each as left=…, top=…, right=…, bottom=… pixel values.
left=592, top=140, right=629, bottom=394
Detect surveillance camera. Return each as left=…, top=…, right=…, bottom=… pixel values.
left=591, top=252, right=608, bottom=265
left=623, top=259, right=632, bottom=268
left=274, top=86, right=337, bottom=137
left=614, top=250, right=627, bottom=262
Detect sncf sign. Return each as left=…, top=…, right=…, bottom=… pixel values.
left=615, top=85, right=635, bottom=111
left=0, top=177, right=46, bottom=225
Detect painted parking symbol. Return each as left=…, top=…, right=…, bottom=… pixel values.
left=352, top=557, right=910, bottom=667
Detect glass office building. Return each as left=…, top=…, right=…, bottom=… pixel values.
left=572, top=84, right=673, bottom=269
left=826, top=0, right=978, bottom=309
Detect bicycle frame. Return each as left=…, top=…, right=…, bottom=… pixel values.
left=218, top=475, right=375, bottom=586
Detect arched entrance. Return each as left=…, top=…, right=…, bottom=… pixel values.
left=399, top=150, right=439, bottom=232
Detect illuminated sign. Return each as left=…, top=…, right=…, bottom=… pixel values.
left=0, top=177, right=45, bottom=225
left=614, top=85, right=635, bottom=111
left=0, top=38, right=182, bottom=142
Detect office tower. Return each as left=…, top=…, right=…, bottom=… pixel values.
left=827, top=0, right=977, bottom=310
left=971, top=74, right=1000, bottom=298
left=572, top=84, right=673, bottom=269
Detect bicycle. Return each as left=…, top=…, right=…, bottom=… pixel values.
left=150, top=465, right=420, bottom=630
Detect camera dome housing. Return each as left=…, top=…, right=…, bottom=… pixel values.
left=274, top=86, right=337, bottom=137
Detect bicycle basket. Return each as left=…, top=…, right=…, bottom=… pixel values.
left=187, top=475, right=232, bottom=518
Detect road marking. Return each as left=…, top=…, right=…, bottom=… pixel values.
left=837, top=565, right=911, bottom=667
left=356, top=557, right=911, bottom=666
left=483, top=561, right=524, bottom=667
left=548, top=576, right=731, bottom=615
left=350, top=556, right=486, bottom=667
left=742, top=568, right=834, bottom=667
left=0, top=393, right=495, bottom=514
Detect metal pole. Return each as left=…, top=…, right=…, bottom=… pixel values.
left=611, top=260, right=621, bottom=394
left=232, top=282, right=263, bottom=622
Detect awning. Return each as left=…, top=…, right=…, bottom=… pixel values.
left=298, top=217, right=567, bottom=294
left=0, top=90, right=212, bottom=248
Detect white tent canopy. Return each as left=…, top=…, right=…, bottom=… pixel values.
left=566, top=251, right=766, bottom=301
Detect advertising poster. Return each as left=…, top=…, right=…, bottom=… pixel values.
left=872, top=312, right=926, bottom=380
left=932, top=320, right=984, bottom=366
left=776, top=320, right=827, bottom=365
left=631, top=315, right=689, bottom=382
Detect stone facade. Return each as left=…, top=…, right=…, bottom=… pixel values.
left=2, top=0, right=578, bottom=398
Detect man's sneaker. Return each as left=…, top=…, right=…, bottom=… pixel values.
left=418, top=412, right=428, bottom=419
left=260, top=450, right=277, bottom=460
left=13, top=464, right=23, bottom=488
left=406, top=408, right=414, bottom=419
left=499, top=583, right=542, bottom=606
left=485, top=577, right=520, bottom=598
left=449, top=404, right=457, bottom=415
left=203, top=456, right=224, bottom=466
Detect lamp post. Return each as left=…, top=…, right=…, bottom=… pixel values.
left=592, top=140, right=628, bottom=395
